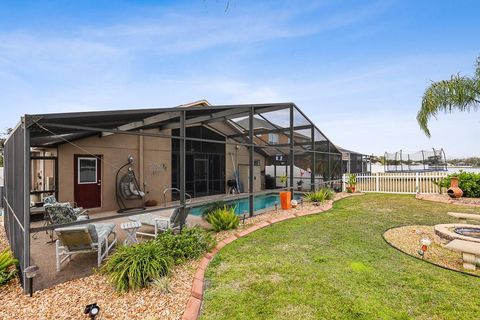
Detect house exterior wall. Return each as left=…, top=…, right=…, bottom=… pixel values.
left=57, top=129, right=171, bottom=213
left=56, top=129, right=269, bottom=212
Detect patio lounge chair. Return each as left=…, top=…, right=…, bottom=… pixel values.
left=43, top=195, right=84, bottom=215
left=44, top=203, right=89, bottom=242
left=45, top=203, right=89, bottom=225
left=129, top=207, right=189, bottom=238
left=55, top=223, right=117, bottom=271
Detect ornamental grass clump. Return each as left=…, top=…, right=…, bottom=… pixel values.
left=0, top=249, right=18, bottom=286
left=206, top=205, right=240, bottom=231
left=102, top=241, right=172, bottom=292
left=200, top=200, right=233, bottom=218
left=304, top=188, right=335, bottom=203
left=156, top=226, right=216, bottom=265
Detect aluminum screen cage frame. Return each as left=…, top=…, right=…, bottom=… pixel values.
left=384, top=148, right=447, bottom=172
left=3, top=102, right=343, bottom=293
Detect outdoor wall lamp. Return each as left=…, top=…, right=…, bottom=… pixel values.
left=84, top=303, right=100, bottom=319
left=24, top=265, right=39, bottom=297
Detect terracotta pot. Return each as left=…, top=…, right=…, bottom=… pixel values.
left=447, top=177, right=463, bottom=198
left=279, top=191, right=291, bottom=210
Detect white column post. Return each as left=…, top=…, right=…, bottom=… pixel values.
left=415, top=172, right=419, bottom=193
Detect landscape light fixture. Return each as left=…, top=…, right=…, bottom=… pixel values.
left=84, top=303, right=100, bottom=319
left=24, top=265, right=39, bottom=297
left=418, top=238, right=432, bottom=258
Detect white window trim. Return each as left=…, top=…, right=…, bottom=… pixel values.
left=268, top=133, right=278, bottom=145
left=77, top=157, right=97, bottom=185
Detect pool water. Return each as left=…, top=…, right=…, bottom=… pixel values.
left=189, top=193, right=302, bottom=216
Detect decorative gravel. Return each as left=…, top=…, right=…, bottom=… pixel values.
left=383, top=225, right=480, bottom=276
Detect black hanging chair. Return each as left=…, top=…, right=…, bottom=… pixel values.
left=116, top=155, right=146, bottom=213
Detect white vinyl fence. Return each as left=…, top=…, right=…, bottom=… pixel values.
left=343, top=172, right=449, bottom=194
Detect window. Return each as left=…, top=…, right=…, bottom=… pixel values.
left=268, top=133, right=278, bottom=145
left=78, top=158, right=97, bottom=184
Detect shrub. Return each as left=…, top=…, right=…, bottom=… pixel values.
left=0, top=249, right=17, bottom=286
left=304, top=188, right=335, bottom=203
left=201, top=200, right=233, bottom=218
left=102, top=241, right=172, bottom=292
left=435, top=171, right=480, bottom=198
left=206, top=206, right=240, bottom=232
left=156, top=226, right=216, bottom=264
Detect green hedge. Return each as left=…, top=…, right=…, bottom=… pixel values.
left=436, top=171, right=480, bottom=198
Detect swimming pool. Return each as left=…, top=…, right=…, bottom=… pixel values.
left=189, top=193, right=302, bottom=216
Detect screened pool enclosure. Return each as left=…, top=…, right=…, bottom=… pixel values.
left=3, top=102, right=342, bottom=292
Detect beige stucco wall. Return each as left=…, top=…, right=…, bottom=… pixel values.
left=57, top=129, right=172, bottom=212
left=56, top=130, right=266, bottom=213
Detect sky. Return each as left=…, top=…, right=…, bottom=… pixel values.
left=0, top=0, right=479, bottom=158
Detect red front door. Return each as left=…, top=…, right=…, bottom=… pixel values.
left=74, top=155, right=102, bottom=208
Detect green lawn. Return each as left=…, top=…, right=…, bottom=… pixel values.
left=201, top=194, right=480, bottom=320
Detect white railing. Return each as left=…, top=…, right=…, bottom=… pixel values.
left=343, top=172, right=448, bottom=194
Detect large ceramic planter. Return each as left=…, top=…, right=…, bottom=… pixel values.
left=279, top=191, right=291, bottom=210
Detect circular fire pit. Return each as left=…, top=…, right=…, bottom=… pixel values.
left=434, top=223, right=480, bottom=243
left=454, top=227, right=480, bottom=239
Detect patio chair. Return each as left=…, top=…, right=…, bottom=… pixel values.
left=43, top=195, right=84, bottom=215
left=129, top=207, right=189, bottom=238
left=45, top=203, right=89, bottom=224
left=44, top=203, right=89, bottom=242
left=55, top=223, right=117, bottom=271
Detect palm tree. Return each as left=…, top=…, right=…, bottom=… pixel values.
left=417, top=56, right=480, bottom=137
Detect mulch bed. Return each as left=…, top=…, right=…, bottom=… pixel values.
left=0, top=192, right=358, bottom=319
left=383, top=225, right=480, bottom=276
left=416, top=193, right=480, bottom=207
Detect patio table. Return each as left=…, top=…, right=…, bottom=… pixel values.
left=121, top=221, right=142, bottom=246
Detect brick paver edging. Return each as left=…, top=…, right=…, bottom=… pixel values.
left=181, top=201, right=338, bottom=320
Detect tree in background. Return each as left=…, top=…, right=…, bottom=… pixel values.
left=0, top=128, right=13, bottom=167
left=417, top=56, right=480, bottom=137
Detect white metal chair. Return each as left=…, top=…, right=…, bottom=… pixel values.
left=129, top=207, right=189, bottom=238
left=55, top=223, right=117, bottom=271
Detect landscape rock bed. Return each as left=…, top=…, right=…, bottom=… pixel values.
left=416, top=193, right=480, bottom=207
left=383, top=225, right=480, bottom=276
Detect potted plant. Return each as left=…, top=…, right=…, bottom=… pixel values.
left=346, top=173, right=357, bottom=193
left=279, top=175, right=291, bottom=210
